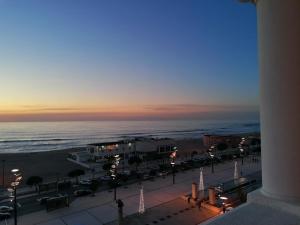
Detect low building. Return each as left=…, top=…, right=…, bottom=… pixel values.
left=86, top=137, right=176, bottom=164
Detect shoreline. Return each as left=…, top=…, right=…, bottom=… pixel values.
left=0, top=132, right=260, bottom=186
left=0, top=131, right=260, bottom=154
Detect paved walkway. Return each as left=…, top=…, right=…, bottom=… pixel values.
left=106, top=198, right=218, bottom=225
left=3, top=158, right=261, bottom=225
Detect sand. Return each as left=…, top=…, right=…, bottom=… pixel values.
left=0, top=133, right=259, bottom=188
left=0, top=139, right=205, bottom=187
left=0, top=148, right=84, bottom=187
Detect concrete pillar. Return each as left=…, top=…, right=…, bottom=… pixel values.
left=208, top=188, right=216, bottom=205
left=257, top=0, right=300, bottom=201
left=192, top=182, right=198, bottom=200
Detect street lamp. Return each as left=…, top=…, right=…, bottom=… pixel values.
left=219, top=195, right=228, bottom=214
left=238, top=138, right=246, bottom=177
left=239, top=137, right=246, bottom=165
left=208, top=145, right=215, bottom=173
left=110, top=155, right=120, bottom=201
left=9, top=168, right=22, bottom=225
left=170, top=147, right=177, bottom=184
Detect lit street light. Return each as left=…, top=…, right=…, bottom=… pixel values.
left=9, top=168, right=22, bottom=225
left=170, top=147, right=178, bottom=184
left=239, top=137, right=246, bottom=165
left=219, top=195, right=228, bottom=213
left=239, top=137, right=246, bottom=176
left=208, top=145, right=215, bottom=173
left=110, top=155, right=120, bottom=201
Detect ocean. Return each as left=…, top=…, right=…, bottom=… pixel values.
left=0, top=120, right=260, bottom=153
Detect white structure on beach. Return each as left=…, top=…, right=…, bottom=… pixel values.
left=68, top=137, right=176, bottom=169
left=86, top=138, right=176, bottom=162
left=199, top=167, right=204, bottom=191
left=138, top=186, right=145, bottom=214
left=234, top=161, right=239, bottom=180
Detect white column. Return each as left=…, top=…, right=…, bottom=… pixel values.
left=257, top=0, right=300, bottom=201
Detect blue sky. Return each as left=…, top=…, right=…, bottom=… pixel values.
left=0, top=0, right=259, bottom=121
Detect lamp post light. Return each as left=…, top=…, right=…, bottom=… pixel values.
left=170, top=147, right=177, bottom=184
left=240, top=148, right=244, bottom=165
left=110, top=155, right=120, bottom=201
left=219, top=196, right=228, bottom=214
left=208, top=145, right=215, bottom=174
left=10, top=169, right=22, bottom=225
left=238, top=138, right=246, bottom=177
left=239, top=138, right=246, bottom=165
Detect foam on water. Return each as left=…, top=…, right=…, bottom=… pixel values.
left=0, top=120, right=260, bottom=153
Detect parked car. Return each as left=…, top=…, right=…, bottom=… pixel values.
left=143, top=174, right=155, bottom=180
left=37, top=197, right=51, bottom=205
left=143, top=174, right=150, bottom=180
left=119, top=170, right=131, bottom=176
left=158, top=171, right=169, bottom=177
left=0, top=212, right=11, bottom=220
left=100, top=176, right=112, bottom=181
left=74, top=189, right=92, bottom=197
left=0, top=206, right=13, bottom=213
left=37, top=194, right=66, bottom=205
left=79, top=179, right=92, bottom=185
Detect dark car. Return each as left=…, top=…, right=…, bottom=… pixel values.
left=37, top=196, right=51, bottom=205
left=0, top=212, right=11, bottom=221
left=0, top=206, right=13, bottom=213
left=100, top=176, right=112, bottom=181
left=73, top=189, right=92, bottom=197
left=37, top=194, right=66, bottom=205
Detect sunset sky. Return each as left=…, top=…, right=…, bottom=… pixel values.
left=0, top=0, right=258, bottom=122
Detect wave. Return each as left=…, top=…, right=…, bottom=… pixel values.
left=0, top=120, right=261, bottom=153
left=243, top=123, right=260, bottom=127
left=0, top=138, right=73, bottom=143
left=116, top=128, right=205, bottom=137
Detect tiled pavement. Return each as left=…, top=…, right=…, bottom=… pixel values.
left=106, top=198, right=218, bottom=225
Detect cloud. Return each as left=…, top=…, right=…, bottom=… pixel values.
left=0, top=103, right=259, bottom=122
left=142, top=104, right=258, bottom=112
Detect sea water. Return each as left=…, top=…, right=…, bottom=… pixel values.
left=0, top=119, right=260, bottom=153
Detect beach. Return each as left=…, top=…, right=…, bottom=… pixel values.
left=0, top=133, right=259, bottom=187
left=0, top=139, right=206, bottom=187
left=0, top=148, right=84, bottom=187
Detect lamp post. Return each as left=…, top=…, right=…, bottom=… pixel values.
left=116, top=199, right=124, bottom=225
left=208, top=145, right=215, bottom=173
left=239, top=137, right=246, bottom=165
left=110, top=155, right=120, bottom=201
left=219, top=196, right=228, bottom=214
left=10, top=169, right=22, bottom=225
left=239, top=138, right=246, bottom=176
left=170, top=147, right=177, bottom=184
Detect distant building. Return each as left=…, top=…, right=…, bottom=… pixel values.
left=86, top=137, right=176, bottom=163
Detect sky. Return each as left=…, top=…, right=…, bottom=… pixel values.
left=0, top=0, right=259, bottom=122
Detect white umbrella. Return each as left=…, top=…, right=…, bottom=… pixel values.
left=199, top=167, right=204, bottom=191
left=234, top=161, right=239, bottom=180
left=138, top=186, right=145, bottom=214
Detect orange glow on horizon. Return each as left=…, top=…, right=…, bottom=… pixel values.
left=0, top=104, right=258, bottom=122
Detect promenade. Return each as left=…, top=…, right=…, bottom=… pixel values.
left=4, top=158, right=261, bottom=225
